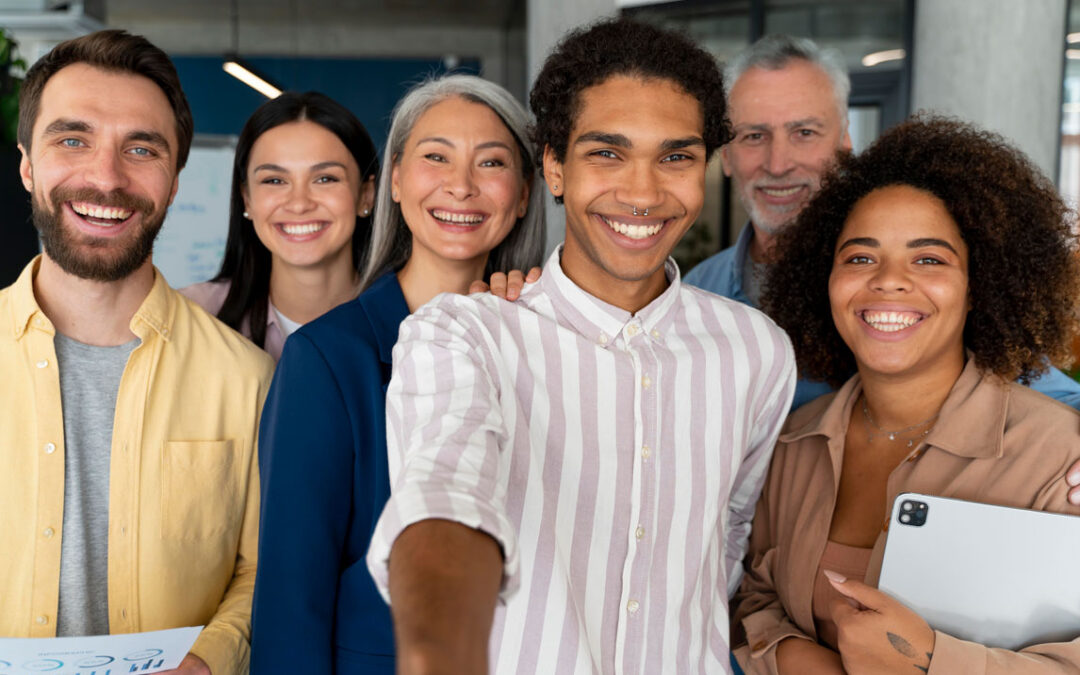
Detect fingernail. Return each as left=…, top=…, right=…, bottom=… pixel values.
left=1070, top=491, right=1080, bottom=506
left=1068, top=470, right=1080, bottom=486
left=823, top=569, right=847, bottom=584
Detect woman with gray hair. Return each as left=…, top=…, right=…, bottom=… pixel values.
left=250, top=74, right=545, bottom=675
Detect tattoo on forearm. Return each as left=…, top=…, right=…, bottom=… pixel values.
left=913, top=651, right=932, bottom=673
left=887, top=632, right=916, bottom=658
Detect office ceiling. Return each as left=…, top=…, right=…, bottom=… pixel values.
left=107, top=0, right=526, bottom=29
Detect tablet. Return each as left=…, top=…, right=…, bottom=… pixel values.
left=878, top=493, right=1080, bottom=650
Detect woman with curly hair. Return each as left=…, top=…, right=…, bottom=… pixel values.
left=731, top=115, right=1080, bottom=674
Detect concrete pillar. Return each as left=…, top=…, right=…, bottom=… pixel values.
left=912, top=0, right=1066, bottom=178
left=528, top=0, right=618, bottom=254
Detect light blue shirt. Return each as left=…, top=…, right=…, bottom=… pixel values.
left=685, top=224, right=1080, bottom=412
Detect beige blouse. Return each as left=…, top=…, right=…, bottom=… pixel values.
left=732, top=357, right=1080, bottom=674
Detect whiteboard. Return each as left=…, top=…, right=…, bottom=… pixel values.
left=154, top=138, right=236, bottom=289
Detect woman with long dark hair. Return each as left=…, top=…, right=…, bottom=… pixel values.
left=250, top=74, right=545, bottom=674
left=182, top=91, right=377, bottom=360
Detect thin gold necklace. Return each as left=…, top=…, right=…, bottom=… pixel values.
left=861, top=396, right=938, bottom=448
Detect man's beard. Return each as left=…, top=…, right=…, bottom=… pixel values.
left=733, top=176, right=819, bottom=237
left=33, top=185, right=162, bottom=282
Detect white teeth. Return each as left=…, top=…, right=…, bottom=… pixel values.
left=71, top=202, right=133, bottom=223
left=760, top=186, right=801, bottom=197
left=602, top=217, right=663, bottom=240
left=432, top=209, right=484, bottom=224
left=281, top=222, right=326, bottom=235
left=862, top=310, right=922, bottom=332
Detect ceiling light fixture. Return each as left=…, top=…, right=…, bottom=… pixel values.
left=222, top=0, right=281, bottom=98
left=223, top=57, right=282, bottom=98
left=862, top=49, right=906, bottom=67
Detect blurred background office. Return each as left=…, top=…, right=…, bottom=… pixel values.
left=0, top=0, right=1072, bottom=285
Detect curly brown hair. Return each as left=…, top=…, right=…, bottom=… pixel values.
left=763, top=114, right=1080, bottom=386
left=529, top=17, right=730, bottom=191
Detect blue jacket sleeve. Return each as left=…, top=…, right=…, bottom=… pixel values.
left=1028, top=366, right=1080, bottom=411
left=250, top=333, right=354, bottom=674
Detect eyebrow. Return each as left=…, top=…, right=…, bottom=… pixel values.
left=415, top=136, right=454, bottom=147
left=661, top=137, right=706, bottom=151
left=574, top=131, right=631, bottom=148
left=733, top=118, right=826, bottom=134
left=574, top=131, right=705, bottom=152
left=837, top=236, right=959, bottom=255
left=127, top=130, right=171, bottom=151
left=42, top=118, right=91, bottom=136
left=784, top=117, right=826, bottom=131
left=908, top=237, right=959, bottom=254
left=253, top=160, right=351, bottom=174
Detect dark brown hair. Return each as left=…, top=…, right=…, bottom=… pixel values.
left=529, top=17, right=730, bottom=189
left=19, top=29, right=193, bottom=169
left=763, top=114, right=1080, bottom=385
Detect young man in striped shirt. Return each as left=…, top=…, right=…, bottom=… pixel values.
left=368, top=18, right=796, bottom=674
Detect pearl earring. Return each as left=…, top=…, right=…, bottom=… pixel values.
left=243, top=211, right=250, bottom=219
left=362, top=208, right=370, bottom=216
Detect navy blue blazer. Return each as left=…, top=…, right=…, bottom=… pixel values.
left=251, top=272, right=407, bottom=674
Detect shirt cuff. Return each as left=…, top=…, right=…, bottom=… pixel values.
left=189, top=624, right=249, bottom=675
left=367, top=486, right=520, bottom=604
left=740, top=610, right=812, bottom=672
left=927, top=631, right=987, bottom=675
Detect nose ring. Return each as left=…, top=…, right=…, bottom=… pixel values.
left=632, top=206, right=649, bottom=217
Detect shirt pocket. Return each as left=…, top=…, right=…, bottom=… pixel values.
left=160, top=440, right=245, bottom=541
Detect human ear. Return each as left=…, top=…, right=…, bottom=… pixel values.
left=542, top=144, right=564, bottom=198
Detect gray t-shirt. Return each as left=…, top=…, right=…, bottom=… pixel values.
left=54, top=333, right=139, bottom=637
left=741, top=250, right=770, bottom=308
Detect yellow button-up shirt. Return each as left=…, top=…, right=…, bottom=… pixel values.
left=0, top=258, right=274, bottom=675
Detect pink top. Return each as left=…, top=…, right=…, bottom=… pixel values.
left=180, top=280, right=287, bottom=362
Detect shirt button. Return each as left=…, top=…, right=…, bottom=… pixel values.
left=635, top=526, right=645, bottom=540
left=641, top=376, right=652, bottom=389
left=651, top=329, right=661, bottom=339
left=35, top=615, right=48, bottom=625
left=641, top=445, right=651, bottom=459
left=36, top=359, right=48, bottom=369
left=598, top=333, right=609, bottom=345
left=627, top=600, right=640, bottom=614
left=33, top=317, right=44, bottom=327
left=42, top=527, right=54, bottom=538
left=627, top=324, right=640, bottom=337
left=44, top=442, right=56, bottom=454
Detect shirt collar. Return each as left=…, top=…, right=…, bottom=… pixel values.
left=127, top=267, right=175, bottom=341
left=10, top=255, right=175, bottom=342
left=779, top=355, right=1007, bottom=460
left=538, top=245, right=682, bottom=349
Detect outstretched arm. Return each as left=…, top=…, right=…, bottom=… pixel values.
left=389, top=520, right=503, bottom=675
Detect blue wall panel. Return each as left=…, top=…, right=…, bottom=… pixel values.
left=171, top=55, right=481, bottom=152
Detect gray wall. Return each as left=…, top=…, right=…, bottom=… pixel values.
left=528, top=0, right=618, bottom=254
left=912, top=0, right=1067, bottom=178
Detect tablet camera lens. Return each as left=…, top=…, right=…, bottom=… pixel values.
left=900, top=513, right=911, bottom=524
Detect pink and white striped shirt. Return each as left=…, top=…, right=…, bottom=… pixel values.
left=368, top=249, right=796, bottom=674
